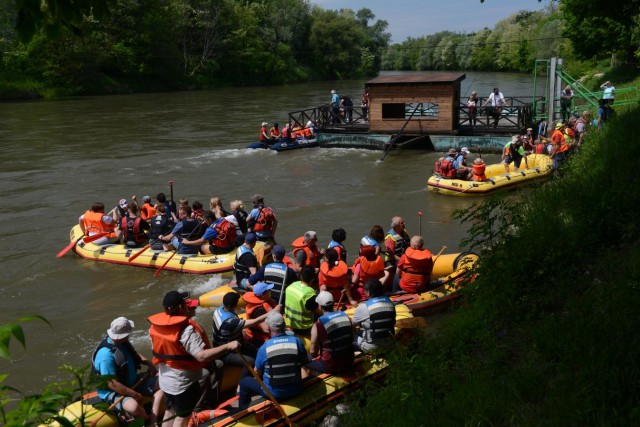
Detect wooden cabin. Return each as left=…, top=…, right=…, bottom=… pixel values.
left=366, top=73, right=466, bottom=134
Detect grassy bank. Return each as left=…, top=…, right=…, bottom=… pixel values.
left=342, top=106, right=640, bottom=425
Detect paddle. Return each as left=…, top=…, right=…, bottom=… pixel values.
left=57, top=232, right=110, bottom=258
left=128, top=242, right=152, bottom=262
left=154, top=220, right=205, bottom=277
left=236, top=350, right=294, bottom=427
left=418, top=211, right=423, bottom=236
left=432, top=246, right=447, bottom=265
left=87, top=371, right=150, bottom=427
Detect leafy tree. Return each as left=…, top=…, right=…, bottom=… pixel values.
left=560, top=0, right=640, bottom=62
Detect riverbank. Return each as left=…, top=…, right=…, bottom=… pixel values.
left=342, top=106, right=640, bottom=425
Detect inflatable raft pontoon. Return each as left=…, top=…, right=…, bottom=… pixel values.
left=427, top=154, right=553, bottom=196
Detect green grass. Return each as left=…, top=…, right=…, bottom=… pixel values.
left=342, top=107, right=640, bottom=426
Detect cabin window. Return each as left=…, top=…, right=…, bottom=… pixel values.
left=381, top=102, right=439, bottom=120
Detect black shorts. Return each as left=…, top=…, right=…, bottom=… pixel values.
left=504, top=155, right=523, bottom=168
left=164, top=381, right=201, bottom=417
left=207, top=244, right=233, bottom=254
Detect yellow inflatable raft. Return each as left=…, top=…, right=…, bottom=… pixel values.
left=427, top=154, right=553, bottom=196
left=68, top=224, right=264, bottom=274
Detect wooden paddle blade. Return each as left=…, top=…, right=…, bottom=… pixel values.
left=56, top=239, right=79, bottom=258
left=128, top=244, right=151, bottom=262
left=154, top=252, right=176, bottom=277
left=395, top=317, right=427, bottom=329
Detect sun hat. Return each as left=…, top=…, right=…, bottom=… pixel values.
left=461, top=147, right=470, bottom=154
left=253, top=282, right=274, bottom=297
left=261, top=122, right=268, bottom=126
left=107, top=317, right=134, bottom=340
left=316, top=291, right=334, bottom=307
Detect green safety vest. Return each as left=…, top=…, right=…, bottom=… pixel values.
left=284, top=281, right=316, bottom=330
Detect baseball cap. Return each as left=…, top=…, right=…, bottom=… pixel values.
left=316, top=291, right=334, bottom=307
left=253, top=282, right=274, bottom=297
left=331, top=89, right=336, bottom=94
left=107, top=317, right=134, bottom=340
left=142, top=195, right=151, bottom=203
left=245, top=233, right=257, bottom=244
left=461, top=147, right=470, bottom=154
left=266, top=311, right=285, bottom=329
left=119, top=198, right=128, bottom=209
left=186, top=299, right=199, bottom=308
left=163, top=290, right=190, bottom=309
left=271, top=244, right=286, bottom=258
left=261, top=122, right=268, bottom=126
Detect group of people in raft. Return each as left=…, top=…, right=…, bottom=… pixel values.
left=434, top=113, right=589, bottom=181
left=257, top=120, right=316, bottom=147
left=88, top=197, right=433, bottom=425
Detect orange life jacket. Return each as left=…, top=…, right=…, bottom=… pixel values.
left=319, top=260, right=349, bottom=300
left=82, top=210, right=116, bottom=238
left=291, top=236, right=322, bottom=268
left=352, top=255, right=385, bottom=299
left=438, top=157, right=457, bottom=178
left=148, top=312, right=211, bottom=370
left=242, top=292, right=276, bottom=343
left=472, top=162, right=487, bottom=181
left=140, top=203, right=157, bottom=221
left=399, top=248, right=434, bottom=293
left=269, top=127, right=280, bottom=138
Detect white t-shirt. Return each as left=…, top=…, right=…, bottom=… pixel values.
left=487, top=92, right=505, bottom=107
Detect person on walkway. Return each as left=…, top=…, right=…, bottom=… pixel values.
left=600, top=81, right=615, bottom=105
left=395, top=235, right=434, bottom=293
left=329, top=90, right=341, bottom=124
left=340, top=95, right=353, bottom=123
left=352, top=279, right=396, bottom=354
left=292, top=230, right=324, bottom=273
left=560, top=85, right=574, bottom=123
left=248, top=244, right=298, bottom=304
left=284, top=265, right=322, bottom=335
left=92, top=317, right=162, bottom=425
left=237, top=311, right=308, bottom=407
left=467, top=90, right=478, bottom=126
left=259, top=122, right=270, bottom=146
left=247, top=194, right=278, bottom=244
left=502, top=136, right=528, bottom=173
left=361, top=88, right=370, bottom=122
left=319, top=248, right=356, bottom=306
left=158, top=205, right=203, bottom=255
left=212, top=292, right=280, bottom=378
left=307, top=291, right=355, bottom=374
left=148, top=291, right=240, bottom=427
left=242, top=282, right=280, bottom=348
left=482, top=87, right=506, bottom=128
left=79, top=201, right=121, bottom=245
left=351, top=245, right=387, bottom=301
left=234, top=232, right=259, bottom=290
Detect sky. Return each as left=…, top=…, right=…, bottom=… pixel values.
left=311, top=0, right=552, bottom=43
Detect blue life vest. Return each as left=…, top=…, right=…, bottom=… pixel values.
left=234, top=245, right=255, bottom=281
left=212, top=307, right=243, bottom=346
left=264, top=262, right=288, bottom=302
left=318, top=311, right=353, bottom=357
left=362, top=296, right=395, bottom=343
left=264, top=335, right=302, bottom=386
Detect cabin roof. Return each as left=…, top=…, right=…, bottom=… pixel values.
left=366, top=73, right=466, bottom=85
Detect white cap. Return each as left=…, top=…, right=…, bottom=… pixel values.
left=316, top=291, right=334, bottom=307
left=461, top=147, right=470, bottom=154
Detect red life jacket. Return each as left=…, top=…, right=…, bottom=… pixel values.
left=439, top=157, right=457, bottom=178
left=472, top=162, right=487, bottom=181
left=253, top=206, right=276, bottom=233
left=291, top=236, right=322, bottom=268
left=319, top=260, right=349, bottom=301
left=535, top=143, right=545, bottom=154
left=147, top=313, right=211, bottom=370
left=211, top=219, right=236, bottom=249
left=399, top=248, right=434, bottom=293
left=121, top=215, right=146, bottom=244
left=242, top=292, right=276, bottom=344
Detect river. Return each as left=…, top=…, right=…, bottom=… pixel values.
left=0, top=71, right=533, bottom=395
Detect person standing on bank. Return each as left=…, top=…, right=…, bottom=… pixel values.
left=560, top=85, right=574, bottom=123
left=361, top=88, right=370, bottom=122
left=467, top=90, right=478, bottom=126
left=600, top=81, right=615, bottom=105
left=482, top=87, right=506, bottom=128
left=340, top=95, right=353, bottom=123
left=92, top=317, right=162, bottom=425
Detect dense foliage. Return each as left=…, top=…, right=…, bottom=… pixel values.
left=0, top=1, right=391, bottom=97
left=342, top=106, right=640, bottom=425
